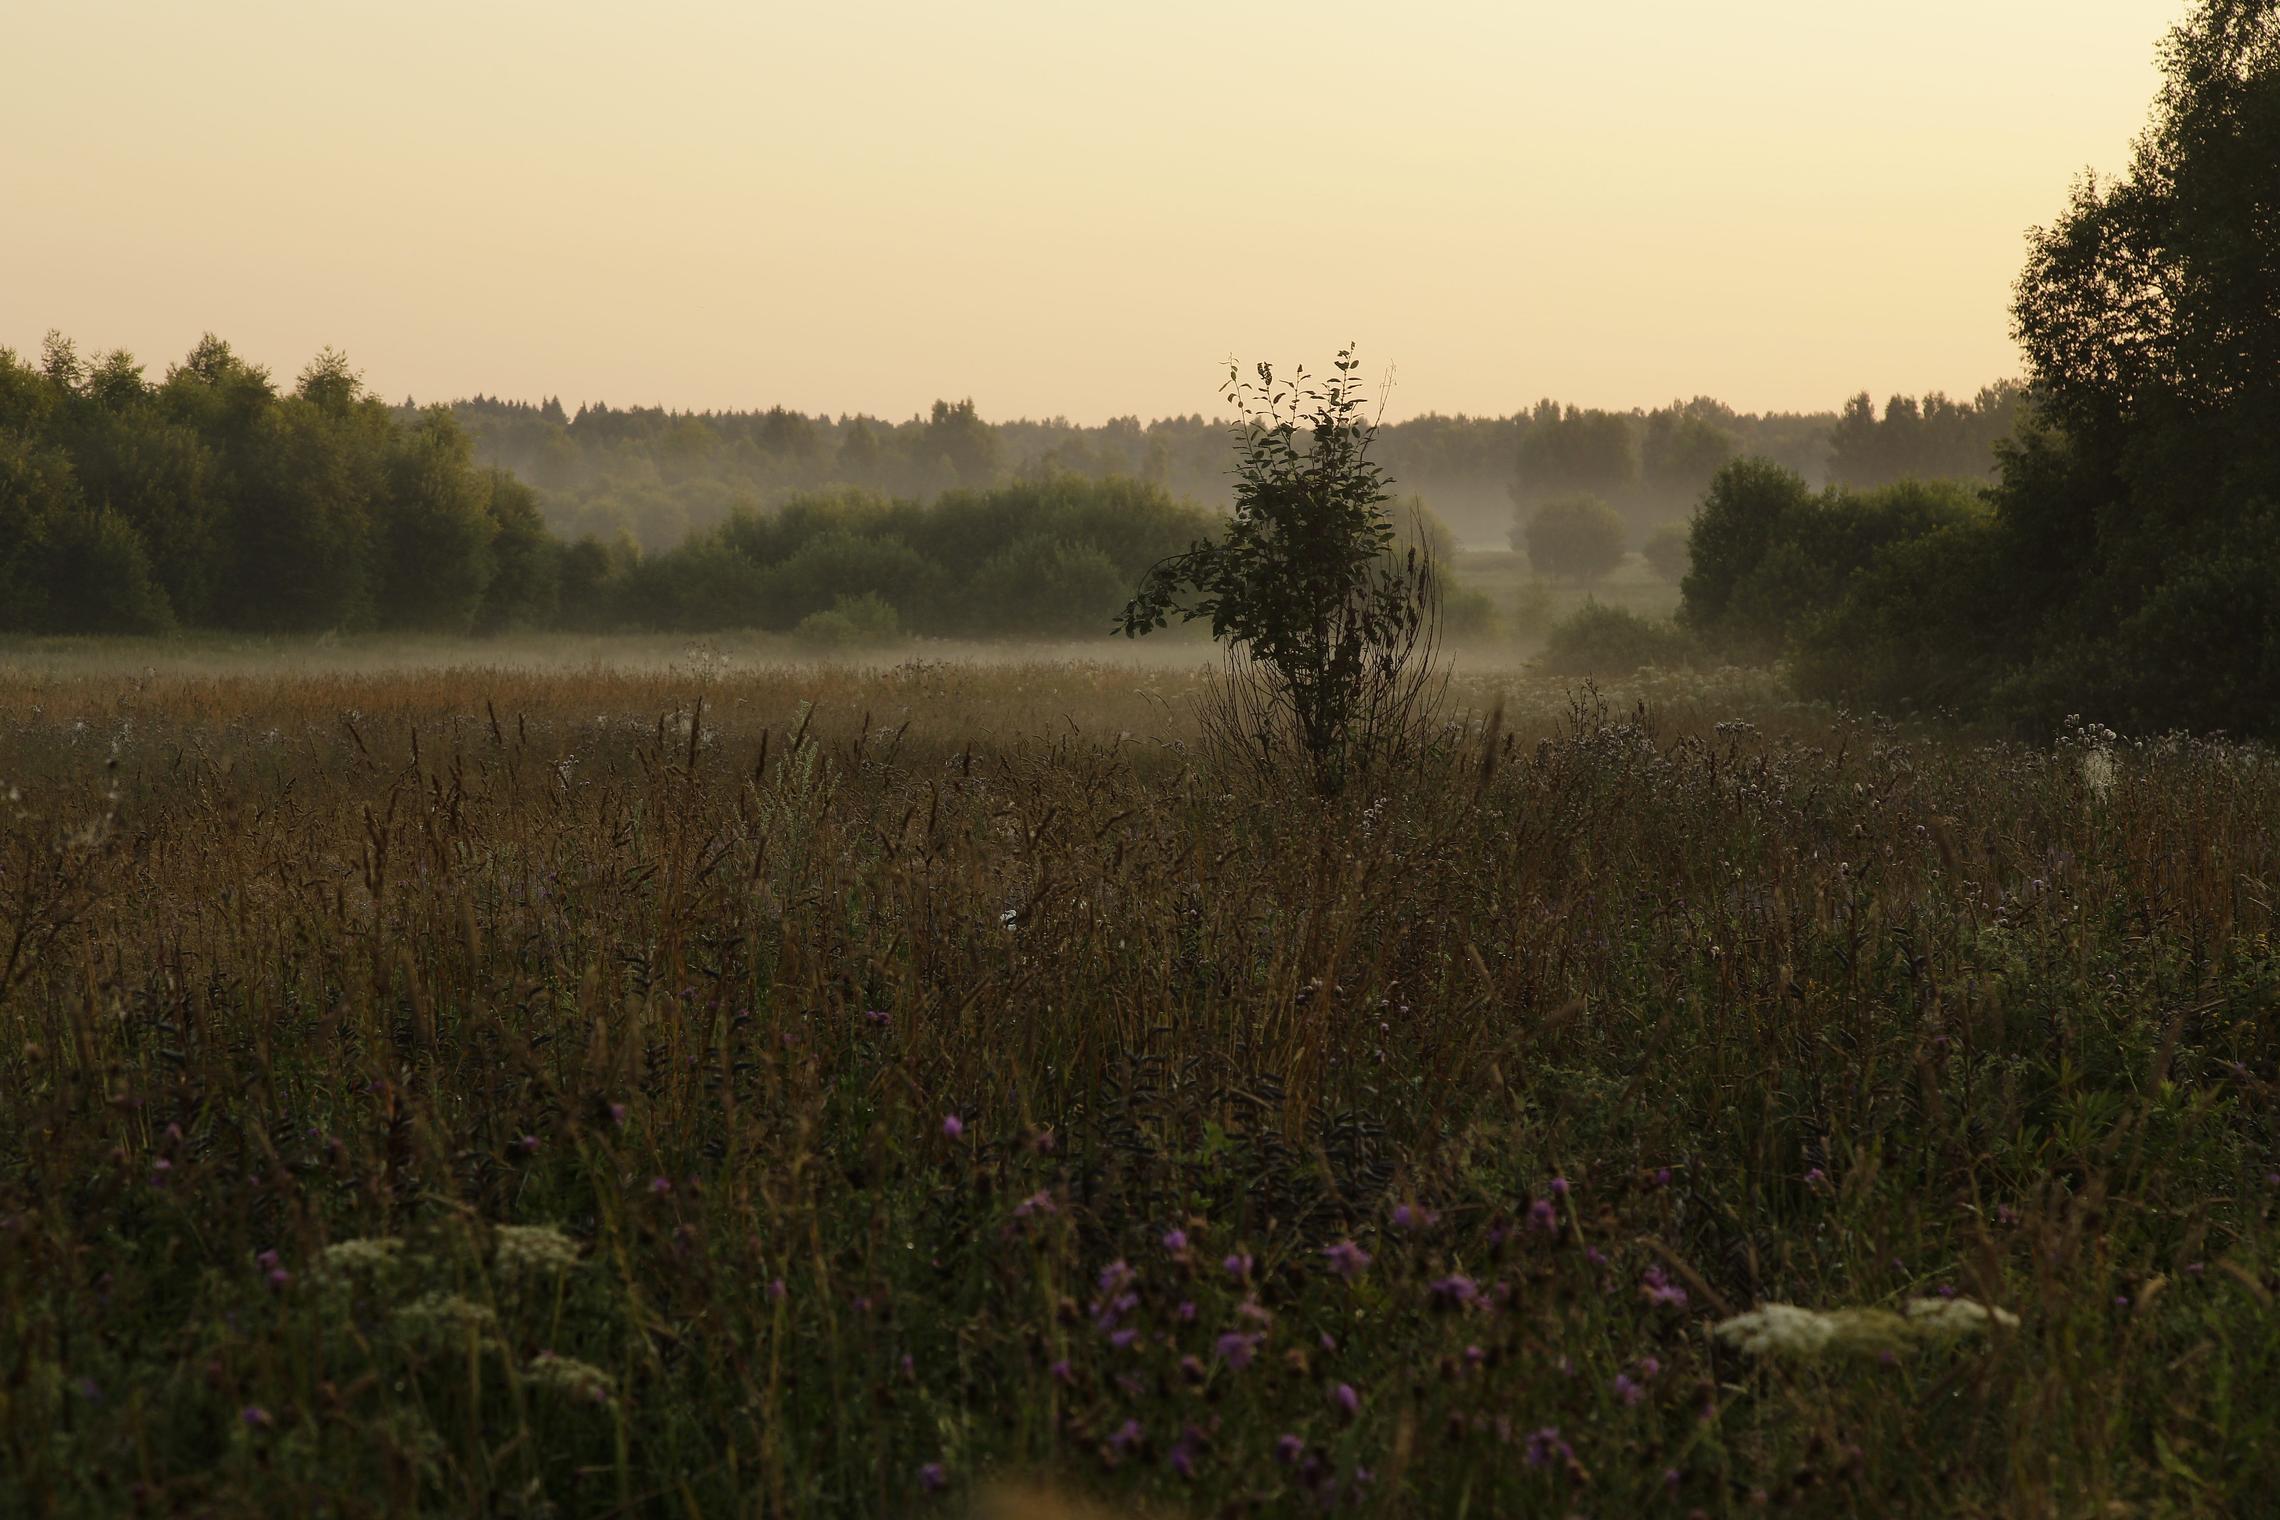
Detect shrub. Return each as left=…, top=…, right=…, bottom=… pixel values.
left=1122, top=348, right=1443, bottom=794
left=793, top=591, right=903, bottom=650
left=965, top=535, right=1128, bottom=637
left=1536, top=600, right=1696, bottom=675
left=1521, top=495, right=1627, bottom=583
left=1789, top=517, right=2009, bottom=714
left=1682, top=461, right=1983, bottom=659
left=1678, top=459, right=1813, bottom=648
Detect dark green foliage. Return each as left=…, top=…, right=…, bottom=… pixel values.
left=1827, top=384, right=2026, bottom=489
left=0, top=334, right=1236, bottom=643
left=42, top=508, right=175, bottom=634
left=0, top=432, right=81, bottom=631
left=0, top=385, right=173, bottom=634
left=1536, top=600, right=1697, bottom=675
left=1513, top=401, right=1638, bottom=507
left=1792, top=3, right=2280, bottom=735
left=1518, top=494, right=1628, bottom=583
left=1639, top=403, right=1740, bottom=505
left=1788, top=517, right=2012, bottom=715
left=614, top=477, right=1213, bottom=636
left=967, top=536, right=1128, bottom=637
left=1122, top=349, right=1442, bottom=793
left=792, top=591, right=904, bottom=649
left=1680, top=461, right=1983, bottom=660
left=475, top=472, right=562, bottom=633
left=554, top=535, right=633, bottom=631
left=377, top=408, right=496, bottom=633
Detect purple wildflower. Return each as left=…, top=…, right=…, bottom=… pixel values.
left=767, top=1278, right=787, bottom=1301
left=1161, top=1228, right=1189, bottom=1253
left=1013, top=1190, right=1056, bottom=1218
left=864, top=1009, right=891, bottom=1028
left=1274, top=1433, right=1305, bottom=1465
left=940, top=1114, right=964, bottom=1140
left=1222, top=1251, right=1254, bottom=1281
left=1321, top=1239, right=1371, bottom=1279
left=1613, top=1372, right=1645, bottom=1407
left=1215, top=1331, right=1263, bottom=1370
left=1528, top=1197, right=1557, bottom=1231
left=241, top=1405, right=273, bottom=1430
left=1048, top=1358, right=1073, bottom=1384
left=1523, top=1427, right=1571, bottom=1469
left=1429, top=1273, right=1478, bottom=1308
left=918, top=1461, right=947, bottom=1493
left=1109, top=1418, right=1143, bottom=1454
left=1640, top=1266, right=1688, bottom=1308
left=1332, top=1381, right=1360, bottom=1416
left=1549, top=1175, right=1570, bottom=1196
left=1169, top=1433, right=1198, bottom=1479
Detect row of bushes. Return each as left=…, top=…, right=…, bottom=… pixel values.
left=1527, top=465, right=1987, bottom=678
left=582, top=479, right=1222, bottom=638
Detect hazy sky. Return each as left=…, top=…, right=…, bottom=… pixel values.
left=4, top=1, right=2183, bottom=422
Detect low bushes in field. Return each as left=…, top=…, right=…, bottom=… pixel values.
left=1536, top=599, right=1698, bottom=675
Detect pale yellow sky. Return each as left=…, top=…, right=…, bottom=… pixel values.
left=3, top=1, right=2183, bottom=421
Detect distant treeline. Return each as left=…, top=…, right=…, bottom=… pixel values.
left=0, top=335, right=1223, bottom=640
left=4, top=327, right=2023, bottom=640
left=442, top=386, right=2021, bottom=553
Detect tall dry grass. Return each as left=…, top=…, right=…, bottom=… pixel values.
left=0, top=654, right=2274, bottom=1516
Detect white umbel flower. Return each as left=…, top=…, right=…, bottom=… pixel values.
left=1713, top=1303, right=1840, bottom=1357
left=315, top=1237, right=405, bottom=1277
left=494, top=1224, right=583, bottom=1276
left=1716, top=1298, right=2020, bottom=1359
left=394, top=1292, right=498, bottom=1342
left=1902, top=1297, right=2020, bottom=1336
left=525, top=1351, right=615, bottom=1405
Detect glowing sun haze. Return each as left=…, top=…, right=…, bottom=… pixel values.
left=3, top=0, right=2182, bottom=422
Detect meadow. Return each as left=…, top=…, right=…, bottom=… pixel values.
left=1, top=644, right=2275, bottom=1517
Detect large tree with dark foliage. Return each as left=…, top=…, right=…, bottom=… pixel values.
left=1783, top=1, right=2280, bottom=733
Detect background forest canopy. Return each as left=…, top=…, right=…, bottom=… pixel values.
left=0, top=326, right=2025, bottom=642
